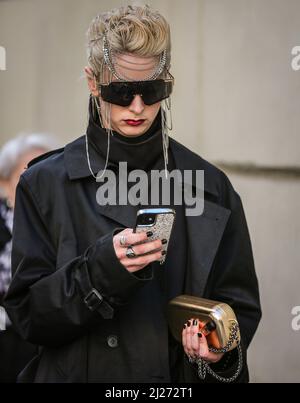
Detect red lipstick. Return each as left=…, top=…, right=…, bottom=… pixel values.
left=124, top=119, right=145, bottom=127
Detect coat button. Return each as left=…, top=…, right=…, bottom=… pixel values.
left=107, top=335, right=118, bottom=348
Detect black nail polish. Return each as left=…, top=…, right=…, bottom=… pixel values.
left=146, top=231, right=153, bottom=237
left=193, top=319, right=198, bottom=326
left=183, top=324, right=186, bottom=329
left=162, top=239, right=167, bottom=245
left=162, top=251, right=166, bottom=256
left=199, top=320, right=217, bottom=336
left=198, top=332, right=202, bottom=338
left=187, top=321, right=191, bottom=327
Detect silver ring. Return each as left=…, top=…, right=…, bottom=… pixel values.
left=119, top=235, right=127, bottom=246
left=126, top=246, right=136, bottom=259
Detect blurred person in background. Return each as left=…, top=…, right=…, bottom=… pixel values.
left=0, top=134, right=57, bottom=382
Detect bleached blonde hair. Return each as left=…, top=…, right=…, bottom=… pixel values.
left=86, top=4, right=171, bottom=82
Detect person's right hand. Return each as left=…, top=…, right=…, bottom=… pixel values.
left=182, top=319, right=224, bottom=364
left=113, top=228, right=165, bottom=273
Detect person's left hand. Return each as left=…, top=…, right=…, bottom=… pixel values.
left=182, top=319, right=224, bottom=364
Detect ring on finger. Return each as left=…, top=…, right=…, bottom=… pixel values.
left=126, top=246, right=136, bottom=259
left=119, top=235, right=127, bottom=246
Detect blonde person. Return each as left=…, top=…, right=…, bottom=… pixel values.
left=4, top=6, right=261, bottom=383
left=0, top=134, right=56, bottom=382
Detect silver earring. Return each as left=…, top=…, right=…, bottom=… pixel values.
left=92, top=96, right=98, bottom=121
left=86, top=96, right=112, bottom=181
left=93, top=96, right=107, bottom=129
left=98, top=101, right=112, bottom=180
left=161, top=97, right=174, bottom=180
left=163, top=97, right=173, bottom=131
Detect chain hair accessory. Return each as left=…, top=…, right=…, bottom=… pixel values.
left=85, top=95, right=112, bottom=181
left=161, top=99, right=172, bottom=178
left=86, top=33, right=172, bottom=181
left=103, top=33, right=167, bottom=82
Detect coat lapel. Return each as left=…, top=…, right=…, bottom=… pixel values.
left=184, top=200, right=231, bottom=296
left=65, top=135, right=232, bottom=295
left=94, top=167, right=140, bottom=229
left=170, top=140, right=231, bottom=296
left=93, top=138, right=231, bottom=296
left=95, top=202, right=139, bottom=229
left=65, top=136, right=139, bottom=229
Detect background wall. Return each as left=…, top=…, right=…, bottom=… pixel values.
left=0, top=0, right=299, bottom=382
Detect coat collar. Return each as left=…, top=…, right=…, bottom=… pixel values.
left=64, top=135, right=219, bottom=198
left=64, top=135, right=115, bottom=180
left=64, top=135, right=230, bottom=296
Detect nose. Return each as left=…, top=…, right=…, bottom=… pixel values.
left=128, top=94, right=145, bottom=115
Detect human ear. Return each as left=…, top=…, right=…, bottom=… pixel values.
left=84, top=66, right=99, bottom=97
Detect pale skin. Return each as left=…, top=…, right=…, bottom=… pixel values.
left=85, top=54, right=223, bottom=364
left=182, top=319, right=224, bottom=363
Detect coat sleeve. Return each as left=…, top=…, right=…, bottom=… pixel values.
left=181, top=179, right=261, bottom=383
left=203, top=182, right=262, bottom=382
left=4, top=175, right=153, bottom=347
left=207, top=187, right=262, bottom=347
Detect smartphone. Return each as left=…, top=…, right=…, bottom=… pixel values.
left=133, top=208, right=176, bottom=264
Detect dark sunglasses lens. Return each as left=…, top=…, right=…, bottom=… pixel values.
left=100, top=80, right=173, bottom=106
left=101, top=83, right=134, bottom=106
left=141, top=80, right=173, bottom=105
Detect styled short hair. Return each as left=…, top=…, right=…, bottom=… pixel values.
left=86, top=5, right=171, bottom=81
left=0, top=134, right=57, bottom=180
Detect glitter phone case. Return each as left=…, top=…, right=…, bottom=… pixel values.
left=134, top=208, right=176, bottom=264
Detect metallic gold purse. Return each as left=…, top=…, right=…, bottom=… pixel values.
left=167, top=295, right=243, bottom=382
left=167, top=295, right=240, bottom=351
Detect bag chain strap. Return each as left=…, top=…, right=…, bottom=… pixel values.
left=188, top=322, right=243, bottom=383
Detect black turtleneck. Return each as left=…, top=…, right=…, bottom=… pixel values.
left=86, top=98, right=187, bottom=381
left=87, top=98, right=164, bottom=172
left=86, top=96, right=187, bottom=299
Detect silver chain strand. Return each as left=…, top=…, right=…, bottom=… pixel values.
left=85, top=97, right=112, bottom=180
left=162, top=102, right=169, bottom=176
left=86, top=33, right=171, bottom=181
left=85, top=133, right=97, bottom=180
left=188, top=322, right=243, bottom=383
left=86, top=97, right=171, bottom=181
left=103, top=33, right=167, bottom=82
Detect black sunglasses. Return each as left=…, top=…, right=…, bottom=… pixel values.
left=99, top=78, right=174, bottom=107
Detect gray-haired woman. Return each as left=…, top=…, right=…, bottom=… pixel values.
left=0, top=134, right=56, bottom=382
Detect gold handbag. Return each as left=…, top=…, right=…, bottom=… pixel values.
left=167, top=295, right=243, bottom=382
left=167, top=295, right=241, bottom=352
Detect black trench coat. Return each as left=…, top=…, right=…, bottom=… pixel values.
left=4, top=134, right=261, bottom=383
